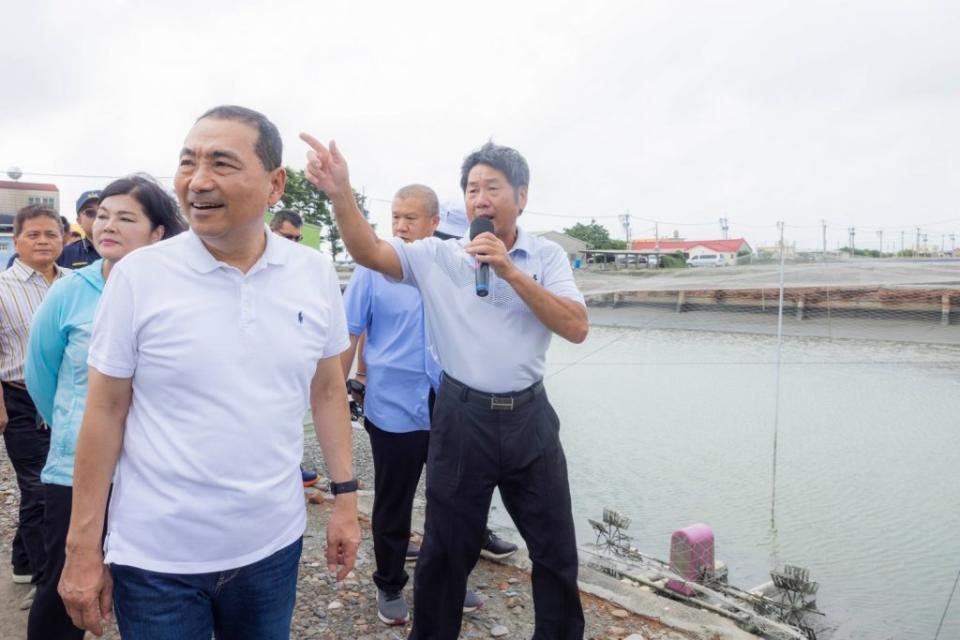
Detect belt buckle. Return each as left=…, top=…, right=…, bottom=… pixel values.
left=490, top=395, right=514, bottom=411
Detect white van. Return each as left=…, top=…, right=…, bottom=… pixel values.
left=687, top=253, right=725, bottom=268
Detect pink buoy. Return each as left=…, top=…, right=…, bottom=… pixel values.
left=665, top=523, right=715, bottom=596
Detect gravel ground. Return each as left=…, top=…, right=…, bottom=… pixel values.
left=0, top=421, right=694, bottom=639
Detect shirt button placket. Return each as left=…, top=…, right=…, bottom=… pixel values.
left=239, top=280, right=255, bottom=330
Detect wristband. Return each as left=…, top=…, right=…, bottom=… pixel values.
left=329, top=479, right=359, bottom=495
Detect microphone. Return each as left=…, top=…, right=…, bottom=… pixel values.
left=469, top=217, right=494, bottom=297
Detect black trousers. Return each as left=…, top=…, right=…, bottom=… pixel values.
left=365, top=418, right=430, bottom=593
left=409, top=378, right=584, bottom=640
left=1, top=382, right=49, bottom=582
left=28, top=483, right=84, bottom=640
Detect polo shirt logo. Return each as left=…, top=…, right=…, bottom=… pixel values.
left=298, top=311, right=304, bottom=325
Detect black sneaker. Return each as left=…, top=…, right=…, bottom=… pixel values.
left=480, top=529, right=518, bottom=560
left=405, top=541, right=420, bottom=564
left=11, top=569, right=32, bottom=585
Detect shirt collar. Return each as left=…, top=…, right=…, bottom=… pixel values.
left=510, top=226, right=533, bottom=257
left=10, top=259, right=68, bottom=282
left=184, top=225, right=289, bottom=274
left=456, top=225, right=531, bottom=256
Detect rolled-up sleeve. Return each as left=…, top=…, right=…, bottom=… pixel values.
left=540, top=244, right=585, bottom=305
left=387, top=237, right=441, bottom=288
left=342, top=267, right=372, bottom=337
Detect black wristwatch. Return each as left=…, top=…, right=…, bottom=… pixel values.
left=329, top=479, right=359, bottom=495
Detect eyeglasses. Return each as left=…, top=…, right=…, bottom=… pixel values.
left=280, top=233, right=302, bottom=243
left=80, top=207, right=98, bottom=219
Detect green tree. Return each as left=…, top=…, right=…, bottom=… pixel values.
left=275, top=167, right=368, bottom=259
left=563, top=220, right=626, bottom=250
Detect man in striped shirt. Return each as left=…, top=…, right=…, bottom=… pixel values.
left=0, top=204, right=68, bottom=596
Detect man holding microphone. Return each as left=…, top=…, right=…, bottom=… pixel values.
left=302, top=134, right=587, bottom=639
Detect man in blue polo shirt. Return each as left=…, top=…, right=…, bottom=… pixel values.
left=304, top=135, right=589, bottom=639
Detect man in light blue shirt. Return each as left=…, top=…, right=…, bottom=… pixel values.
left=340, top=185, right=480, bottom=626
left=304, top=136, right=588, bottom=639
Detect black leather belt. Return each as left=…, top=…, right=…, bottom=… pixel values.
left=441, top=374, right=544, bottom=411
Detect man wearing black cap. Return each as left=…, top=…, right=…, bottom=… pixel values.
left=57, top=190, right=101, bottom=269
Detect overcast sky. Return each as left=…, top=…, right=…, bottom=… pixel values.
left=1, top=0, right=958, bottom=251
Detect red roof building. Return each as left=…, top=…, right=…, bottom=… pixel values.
left=631, top=238, right=753, bottom=265
left=0, top=180, right=58, bottom=192
left=631, top=238, right=751, bottom=254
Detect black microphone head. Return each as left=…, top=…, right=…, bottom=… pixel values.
left=469, top=216, right=495, bottom=240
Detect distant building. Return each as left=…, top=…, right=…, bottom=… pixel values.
left=533, top=230, right=590, bottom=264
left=631, top=238, right=752, bottom=265
left=0, top=180, right=60, bottom=215
left=756, top=243, right=797, bottom=259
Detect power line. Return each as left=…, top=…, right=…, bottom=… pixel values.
left=6, top=170, right=175, bottom=181
left=5, top=169, right=959, bottom=232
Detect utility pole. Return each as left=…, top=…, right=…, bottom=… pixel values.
left=821, top=220, right=827, bottom=260
left=719, top=217, right=729, bottom=240
left=618, top=213, right=632, bottom=245
left=877, top=230, right=883, bottom=257
left=941, top=233, right=946, bottom=255
left=848, top=227, right=856, bottom=254
left=655, top=221, right=660, bottom=254
left=901, top=230, right=905, bottom=255
left=951, top=234, right=956, bottom=254
left=916, top=227, right=921, bottom=254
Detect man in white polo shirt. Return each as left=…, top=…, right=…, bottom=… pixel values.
left=301, top=134, right=588, bottom=639
left=59, top=106, right=360, bottom=640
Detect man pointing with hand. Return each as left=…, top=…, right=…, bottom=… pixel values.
left=301, top=133, right=588, bottom=639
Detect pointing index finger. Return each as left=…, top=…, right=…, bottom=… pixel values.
left=299, top=132, right=328, bottom=154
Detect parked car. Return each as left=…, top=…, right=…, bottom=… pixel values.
left=687, top=253, right=725, bottom=268
left=333, top=252, right=356, bottom=268
left=0, top=214, right=14, bottom=269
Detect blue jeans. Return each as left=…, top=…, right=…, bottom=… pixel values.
left=111, top=538, right=302, bottom=640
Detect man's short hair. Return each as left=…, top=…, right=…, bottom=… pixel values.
left=270, top=209, right=303, bottom=231
left=14, top=204, right=62, bottom=237
left=60, top=216, right=71, bottom=235
left=197, top=105, right=283, bottom=172
left=459, top=141, right=530, bottom=193
left=394, top=184, right=439, bottom=218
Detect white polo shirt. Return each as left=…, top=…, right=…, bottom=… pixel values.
left=88, top=229, right=349, bottom=573
left=389, top=227, right=584, bottom=394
